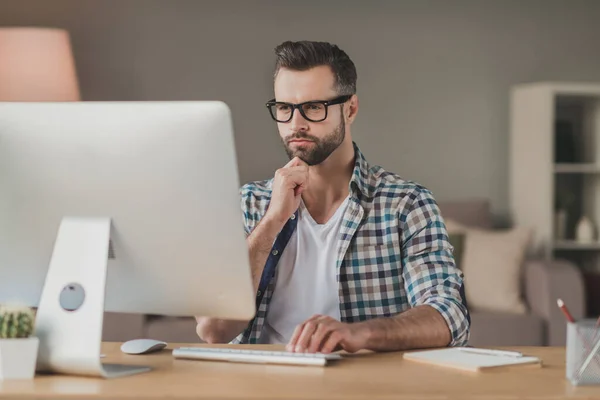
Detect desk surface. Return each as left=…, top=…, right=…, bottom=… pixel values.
left=1, top=343, right=599, bottom=399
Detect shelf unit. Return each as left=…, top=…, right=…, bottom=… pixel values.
left=552, top=241, right=600, bottom=252
left=509, top=82, right=600, bottom=274
left=554, top=163, right=600, bottom=173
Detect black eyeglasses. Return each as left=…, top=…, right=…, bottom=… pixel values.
left=266, top=94, right=352, bottom=123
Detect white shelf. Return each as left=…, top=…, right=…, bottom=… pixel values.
left=553, top=240, right=600, bottom=250
left=510, top=82, right=600, bottom=261
left=554, top=164, right=600, bottom=173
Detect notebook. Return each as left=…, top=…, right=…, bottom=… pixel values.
left=403, top=347, right=542, bottom=372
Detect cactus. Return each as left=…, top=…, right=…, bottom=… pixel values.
left=0, top=304, right=35, bottom=339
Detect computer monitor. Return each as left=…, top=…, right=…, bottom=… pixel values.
left=0, top=101, right=255, bottom=377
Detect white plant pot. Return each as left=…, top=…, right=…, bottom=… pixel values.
left=0, top=337, right=39, bottom=380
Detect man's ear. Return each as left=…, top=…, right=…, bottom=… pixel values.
left=345, top=94, right=359, bottom=124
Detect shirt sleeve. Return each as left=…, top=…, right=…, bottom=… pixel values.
left=239, top=184, right=253, bottom=237
left=400, top=188, right=470, bottom=346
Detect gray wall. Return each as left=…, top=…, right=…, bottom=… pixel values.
left=2, top=0, right=600, bottom=220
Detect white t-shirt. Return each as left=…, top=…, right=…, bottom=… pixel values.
left=260, top=196, right=349, bottom=344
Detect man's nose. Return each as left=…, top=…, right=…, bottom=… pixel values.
left=290, top=107, right=309, bottom=132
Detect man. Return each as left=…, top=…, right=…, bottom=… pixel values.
left=196, top=40, right=469, bottom=353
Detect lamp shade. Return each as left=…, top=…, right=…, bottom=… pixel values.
left=0, top=27, right=80, bottom=101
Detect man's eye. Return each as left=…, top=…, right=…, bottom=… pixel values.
left=276, top=104, right=290, bottom=111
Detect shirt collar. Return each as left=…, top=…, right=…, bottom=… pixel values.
left=348, top=141, right=371, bottom=200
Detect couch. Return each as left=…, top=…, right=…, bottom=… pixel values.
left=438, top=198, right=586, bottom=346
left=101, top=199, right=587, bottom=347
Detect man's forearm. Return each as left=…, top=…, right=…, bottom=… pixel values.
left=360, top=305, right=451, bottom=351
left=247, top=215, right=285, bottom=292
left=195, top=318, right=249, bottom=344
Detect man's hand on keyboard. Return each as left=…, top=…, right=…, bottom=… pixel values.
left=286, top=314, right=369, bottom=354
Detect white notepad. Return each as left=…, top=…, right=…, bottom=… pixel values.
left=403, top=347, right=542, bottom=372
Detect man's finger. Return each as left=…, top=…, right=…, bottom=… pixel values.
left=282, top=166, right=309, bottom=177
left=283, top=169, right=309, bottom=189
left=307, top=321, right=332, bottom=353
left=293, top=320, right=319, bottom=353
left=280, top=166, right=309, bottom=178
left=284, top=156, right=307, bottom=168
left=286, top=315, right=320, bottom=351
left=284, top=157, right=300, bottom=168
left=294, top=185, right=305, bottom=197
left=286, top=323, right=304, bottom=352
left=291, top=315, right=323, bottom=352
left=320, top=330, right=344, bottom=354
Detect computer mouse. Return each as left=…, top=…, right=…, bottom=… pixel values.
left=120, top=338, right=167, bottom=355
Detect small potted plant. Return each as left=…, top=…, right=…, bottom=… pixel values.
left=0, top=304, right=39, bottom=380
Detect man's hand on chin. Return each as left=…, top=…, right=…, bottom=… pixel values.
left=286, top=314, right=370, bottom=354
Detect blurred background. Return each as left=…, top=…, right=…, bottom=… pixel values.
left=2, top=0, right=599, bottom=346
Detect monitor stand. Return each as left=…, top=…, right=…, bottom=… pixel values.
left=33, top=217, right=151, bottom=378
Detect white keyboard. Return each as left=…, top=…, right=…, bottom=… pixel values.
left=172, top=347, right=342, bottom=366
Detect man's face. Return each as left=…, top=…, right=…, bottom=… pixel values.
left=273, top=65, right=346, bottom=166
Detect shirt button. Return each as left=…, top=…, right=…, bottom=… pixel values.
left=290, top=214, right=296, bottom=220
left=257, top=290, right=262, bottom=297
left=272, top=249, right=279, bottom=256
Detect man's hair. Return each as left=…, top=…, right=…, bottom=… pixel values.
left=273, top=41, right=357, bottom=96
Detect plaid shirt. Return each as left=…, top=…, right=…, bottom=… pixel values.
left=231, top=142, right=470, bottom=346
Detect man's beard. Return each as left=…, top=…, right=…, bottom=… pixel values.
left=282, top=117, right=345, bottom=166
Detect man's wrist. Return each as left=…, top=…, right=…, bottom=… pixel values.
left=248, top=214, right=286, bottom=253
left=355, top=320, right=377, bottom=350
left=260, top=212, right=288, bottom=234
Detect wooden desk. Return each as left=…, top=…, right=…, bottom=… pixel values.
left=1, top=343, right=599, bottom=399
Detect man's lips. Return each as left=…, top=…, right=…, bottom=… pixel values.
left=289, top=139, right=314, bottom=144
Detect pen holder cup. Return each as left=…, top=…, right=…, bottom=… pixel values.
left=567, top=320, right=600, bottom=386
